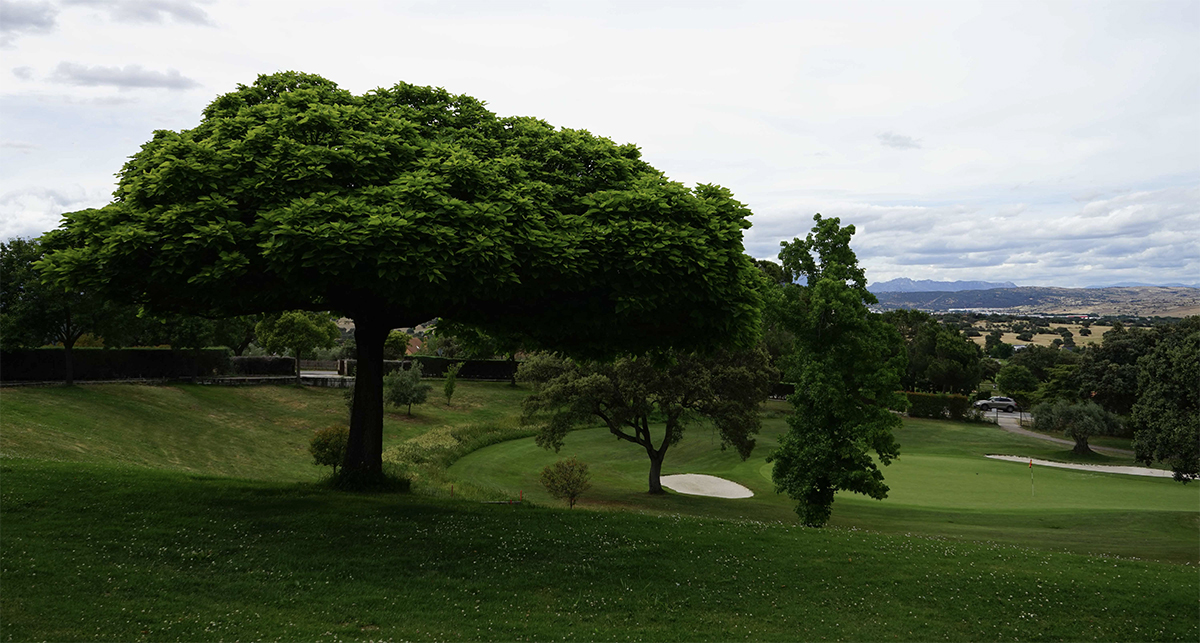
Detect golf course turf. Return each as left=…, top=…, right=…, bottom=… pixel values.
left=1, top=382, right=1197, bottom=641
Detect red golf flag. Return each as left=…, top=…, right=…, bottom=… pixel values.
left=1029, top=459, right=1033, bottom=468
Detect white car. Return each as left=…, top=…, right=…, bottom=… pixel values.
left=974, top=396, right=1017, bottom=412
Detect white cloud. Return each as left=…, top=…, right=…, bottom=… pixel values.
left=61, top=0, right=213, bottom=26
left=49, top=62, right=199, bottom=89
left=0, top=0, right=57, bottom=46
left=0, top=186, right=109, bottom=240
left=876, top=132, right=921, bottom=150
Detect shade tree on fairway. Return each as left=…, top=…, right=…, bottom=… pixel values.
left=1031, top=400, right=1122, bottom=455
left=38, top=72, right=762, bottom=483
left=768, top=215, right=908, bottom=527
left=519, top=348, right=776, bottom=494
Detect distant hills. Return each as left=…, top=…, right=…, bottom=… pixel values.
left=868, top=278, right=1017, bottom=293
left=873, top=286, right=1200, bottom=317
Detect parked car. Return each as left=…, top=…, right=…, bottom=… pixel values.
left=974, top=396, right=1017, bottom=412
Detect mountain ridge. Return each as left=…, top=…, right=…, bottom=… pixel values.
left=872, top=286, right=1200, bottom=317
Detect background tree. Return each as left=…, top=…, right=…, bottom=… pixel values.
left=1008, top=344, right=1075, bottom=382
left=382, top=330, right=412, bottom=360
left=1, top=237, right=131, bottom=384
left=1032, top=400, right=1122, bottom=455
left=519, top=347, right=776, bottom=494
left=995, top=363, right=1038, bottom=409
left=1075, top=322, right=1158, bottom=416
left=883, top=309, right=982, bottom=394
left=384, top=364, right=432, bottom=416
left=254, top=311, right=340, bottom=383
left=539, top=457, right=592, bottom=508
left=309, top=425, right=350, bottom=474
left=38, top=72, right=763, bottom=483
left=211, top=315, right=260, bottom=356
left=1131, top=316, right=1199, bottom=482
left=769, top=215, right=908, bottom=527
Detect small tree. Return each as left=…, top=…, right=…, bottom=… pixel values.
left=383, top=330, right=411, bottom=360
left=255, top=311, right=340, bottom=383
left=540, top=457, right=592, bottom=508
left=443, top=361, right=461, bottom=406
left=310, top=425, right=350, bottom=474
left=384, top=364, right=432, bottom=416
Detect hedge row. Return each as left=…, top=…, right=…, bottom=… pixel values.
left=231, top=356, right=296, bottom=376
left=906, top=391, right=974, bottom=420
left=0, top=348, right=231, bottom=382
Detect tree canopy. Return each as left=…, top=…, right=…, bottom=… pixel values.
left=519, top=348, right=776, bottom=494
left=38, top=72, right=762, bottom=480
left=1131, top=316, right=1199, bottom=482
left=768, top=215, right=907, bottom=527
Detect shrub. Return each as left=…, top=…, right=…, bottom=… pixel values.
left=309, top=425, right=349, bottom=474
left=540, top=456, right=592, bottom=508
left=906, top=392, right=947, bottom=418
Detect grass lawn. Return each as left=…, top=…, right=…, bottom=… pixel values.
left=3, top=458, right=1196, bottom=642
left=2, top=382, right=1198, bottom=640
left=450, top=408, right=1199, bottom=563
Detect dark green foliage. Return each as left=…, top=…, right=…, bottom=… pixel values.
left=995, top=364, right=1038, bottom=407
left=539, top=456, right=592, bottom=508
left=769, top=215, right=907, bottom=527
left=1009, top=344, right=1075, bottom=381
left=1132, top=316, right=1199, bottom=482
left=1032, top=400, right=1122, bottom=455
left=1076, top=322, right=1159, bottom=416
left=882, top=309, right=982, bottom=394
left=384, top=364, right=432, bottom=416
left=309, top=425, right=350, bottom=473
left=39, top=71, right=761, bottom=478
left=1016, top=332, right=1034, bottom=342
left=519, top=347, right=776, bottom=494
left=905, top=392, right=974, bottom=421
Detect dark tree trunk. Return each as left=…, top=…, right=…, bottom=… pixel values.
left=1072, top=436, right=1092, bottom=455
left=294, top=347, right=302, bottom=385
left=647, top=451, right=666, bottom=494
left=342, top=315, right=389, bottom=477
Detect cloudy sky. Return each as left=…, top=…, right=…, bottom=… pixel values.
left=2, top=0, right=1197, bottom=287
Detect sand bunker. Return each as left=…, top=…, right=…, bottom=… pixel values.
left=660, top=474, right=753, bottom=498
left=986, top=455, right=1175, bottom=478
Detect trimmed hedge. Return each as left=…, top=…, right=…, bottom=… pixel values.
left=0, top=348, right=231, bottom=382
left=906, top=391, right=974, bottom=420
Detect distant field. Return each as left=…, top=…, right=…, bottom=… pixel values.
left=969, top=322, right=1107, bottom=349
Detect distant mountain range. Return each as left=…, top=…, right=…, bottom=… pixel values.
left=872, top=286, right=1200, bottom=317
left=868, top=278, right=1017, bottom=293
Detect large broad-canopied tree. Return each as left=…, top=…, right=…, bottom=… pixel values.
left=1131, top=316, right=1199, bottom=482
left=38, top=72, right=761, bottom=482
left=768, top=215, right=907, bottom=527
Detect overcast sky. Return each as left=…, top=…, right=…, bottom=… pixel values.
left=2, top=0, right=1197, bottom=287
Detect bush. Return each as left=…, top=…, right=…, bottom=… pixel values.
left=309, top=425, right=349, bottom=474
left=906, top=392, right=974, bottom=421
left=540, top=457, right=592, bottom=508
left=231, top=355, right=295, bottom=376
left=443, top=361, right=461, bottom=405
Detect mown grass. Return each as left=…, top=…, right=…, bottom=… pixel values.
left=0, top=381, right=527, bottom=483
left=451, top=409, right=1200, bottom=563
left=2, top=382, right=1198, bottom=641
left=3, top=458, right=1196, bottom=642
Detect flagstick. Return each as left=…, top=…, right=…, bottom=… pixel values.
left=1030, top=459, right=1035, bottom=496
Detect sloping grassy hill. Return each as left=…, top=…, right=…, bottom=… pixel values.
left=2, top=383, right=1197, bottom=641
